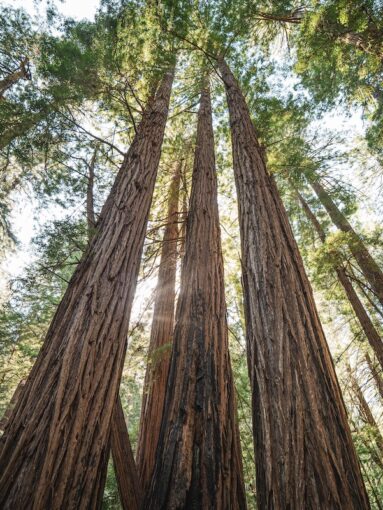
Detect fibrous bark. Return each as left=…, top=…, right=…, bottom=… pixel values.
left=296, top=191, right=383, bottom=369
left=136, top=160, right=181, bottom=492
left=145, top=84, right=246, bottom=510
left=111, top=397, right=142, bottom=510
left=219, top=57, right=370, bottom=509
left=310, top=179, right=383, bottom=308
left=84, top=145, right=140, bottom=510
left=0, top=66, right=174, bottom=510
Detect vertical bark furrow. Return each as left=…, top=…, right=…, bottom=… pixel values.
left=219, top=58, right=369, bottom=510
left=111, top=397, right=142, bottom=510
left=0, top=67, right=174, bottom=510
left=136, top=160, right=182, bottom=491
left=145, top=84, right=246, bottom=510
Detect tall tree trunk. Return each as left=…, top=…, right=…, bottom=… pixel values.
left=310, top=179, right=383, bottom=307
left=218, top=57, right=370, bottom=509
left=111, top=397, right=142, bottom=510
left=145, top=84, right=247, bottom=510
left=365, top=352, right=383, bottom=400
left=84, top=147, right=141, bottom=509
left=136, top=160, right=181, bottom=492
left=296, top=191, right=383, bottom=369
left=0, top=66, right=174, bottom=510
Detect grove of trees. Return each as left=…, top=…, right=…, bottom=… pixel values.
left=0, top=0, right=382, bottom=509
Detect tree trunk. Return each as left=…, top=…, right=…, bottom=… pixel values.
left=365, top=352, right=383, bottom=401
left=219, top=57, right=370, bottom=509
left=135, top=160, right=181, bottom=492
left=310, top=179, right=383, bottom=307
left=145, top=84, right=247, bottom=510
left=0, top=66, right=174, bottom=510
left=296, top=191, right=383, bottom=369
left=111, top=397, right=142, bottom=510
left=84, top=145, right=141, bottom=509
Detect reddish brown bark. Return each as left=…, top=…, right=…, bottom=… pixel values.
left=310, top=179, right=383, bottom=308
left=219, top=58, right=370, bottom=509
left=145, top=85, right=246, bottom=509
left=0, top=67, right=174, bottom=510
left=296, top=191, right=383, bottom=369
left=136, top=160, right=181, bottom=491
left=111, top=397, right=142, bottom=510
left=84, top=145, right=140, bottom=509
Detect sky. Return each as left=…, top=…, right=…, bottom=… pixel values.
left=2, top=0, right=99, bottom=20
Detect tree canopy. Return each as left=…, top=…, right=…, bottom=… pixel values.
left=0, top=0, right=382, bottom=508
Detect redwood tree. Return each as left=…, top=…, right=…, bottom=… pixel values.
left=136, top=159, right=182, bottom=492
left=0, top=66, right=174, bottom=509
left=84, top=146, right=141, bottom=510
left=145, top=83, right=247, bottom=509
left=218, top=57, right=370, bottom=509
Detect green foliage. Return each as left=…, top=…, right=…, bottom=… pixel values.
left=0, top=0, right=382, bottom=507
left=294, top=0, right=383, bottom=107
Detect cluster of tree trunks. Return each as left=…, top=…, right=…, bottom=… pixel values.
left=0, top=66, right=174, bottom=509
left=145, top=84, right=247, bottom=509
left=218, top=57, right=370, bottom=509
left=1, top=54, right=377, bottom=510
